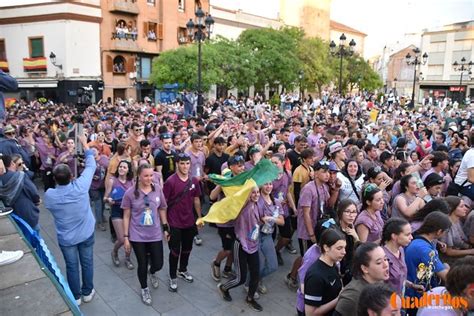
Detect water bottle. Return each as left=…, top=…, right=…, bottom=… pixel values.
left=261, top=206, right=279, bottom=234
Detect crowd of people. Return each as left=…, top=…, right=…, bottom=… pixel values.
left=1, top=68, right=474, bottom=315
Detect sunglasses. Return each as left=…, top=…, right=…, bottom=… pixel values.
left=318, top=141, right=326, bottom=145
left=161, top=133, right=172, bottom=139
left=373, top=166, right=382, bottom=173
left=4, top=132, right=15, bottom=136
left=144, top=194, right=150, bottom=207
left=176, top=152, right=190, bottom=159
left=134, top=128, right=143, bottom=132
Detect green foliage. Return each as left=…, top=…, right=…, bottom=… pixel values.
left=149, top=27, right=382, bottom=95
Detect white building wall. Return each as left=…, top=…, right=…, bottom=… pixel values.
left=0, top=20, right=100, bottom=79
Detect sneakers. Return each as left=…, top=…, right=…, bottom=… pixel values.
left=83, top=289, right=95, bottom=303
left=0, top=207, right=13, bottom=217
left=150, top=272, right=159, bottom=289
left=222, top=268, right=236, bottom=279
left=276, top=251, right=284, bottom=266
left=244, top=285, right=260, bottom=300
left=75, top=298, right=81, bottom=306
left=285, top=273, right=298, bottom=290
left=246, top=297, right=263, bottom=312
left=217, top=283, right=232, bottom=302
left=0, top=250, right=24, bottom=266
left=125, top=258, right=134, bottom=270
left=257, top=281, right=267, bottom=294
left=211, top=261, right=221, bottom=282
left=168, top=278, right=178, bottom=292
left=194, top=235, right=203, bottom=246
left=177, top=271, right=194, bottom=283
left=111, top=251, right=120, bottom=267
left=286, top=243, right=297, bottom=254
left=141, top=288, right=152, bottom=305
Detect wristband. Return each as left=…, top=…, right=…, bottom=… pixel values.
left=124, top=235, right=129, bottom=238
left=162, top=223, right=169, bottom=232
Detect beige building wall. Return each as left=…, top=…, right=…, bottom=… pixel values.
left=279, top=0, right=331, bottom=40
left=329, top=21, right=366, bottom=57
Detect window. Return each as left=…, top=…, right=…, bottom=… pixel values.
left=178, top=27, right=188, bottom=44
left=146, top=22, right=157, bottom=41
left=139, top=57, right=152, bottom=80
left=0, top=39, right=6, bottom=60
left=29, top=37, right=44, bottom=58
left=178, top=0, right=185, bottom=11
left=147, top=0, right=155, bottom=5
left=113, top=55, right=126, bottom=73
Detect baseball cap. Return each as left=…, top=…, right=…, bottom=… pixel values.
left=314, top=160, right=330, bottom=171
left=3, top=125, right=15, bottom=134
left=423, top=173, right=445, bottom=188
left=328, top=142, right=343, bottom=155
left=228, top=155, right=245, bottom=166
left=328, top=161, right=339, bottom=172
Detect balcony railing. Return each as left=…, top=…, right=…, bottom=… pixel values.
left=112, top=31, right=137, bottom=41
left=110, top=0, right=139, bottom=15
left=110, top=39, right=140, bottom=52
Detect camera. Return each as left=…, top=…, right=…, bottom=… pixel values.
left=76, top=85, right=93, bottom=114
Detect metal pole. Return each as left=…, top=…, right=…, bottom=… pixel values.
left=197, top=33, right=203, bottom=110
left=339, top=50, right=343, bottom=95
left=459, top=70, right=463, bottom=104
left=410, top=61, right=417, bottom=109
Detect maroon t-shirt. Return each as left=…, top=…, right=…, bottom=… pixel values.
left=163, top=173, right=201, bottom=228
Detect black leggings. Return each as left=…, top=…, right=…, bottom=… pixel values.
left=168, top=226, right=196, bottom=279
left=131, top=240, right=164, bottom=289
left=221, top=240, right=260, bottom=298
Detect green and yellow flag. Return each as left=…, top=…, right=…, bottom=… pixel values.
left=197, top=159, right=280, bottom=225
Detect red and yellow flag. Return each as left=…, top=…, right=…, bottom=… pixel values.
left=23, top=57, right=47, bottom=72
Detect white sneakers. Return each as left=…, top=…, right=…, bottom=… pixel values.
left=82, top=289, right=96, bottom=303
left=0, top=250, right=24, bottom=266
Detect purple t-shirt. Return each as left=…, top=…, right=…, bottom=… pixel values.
left=296, top=244, right=321, bottom=312
left=121, top=187, right=167, bottom=242
left=163, top=174, right=201, bottom=228
left=91, top=155, right=109, bottom=190
left=234, top=200, right=261, bottom=254
left=36, top=141, right=59, bottom=170
left=244, top=161, right=255, bottom=171
left=355, top=210, right=384, bottom=242
left=110, top=177, right=134, bottom=204
left=272, top=171, right=292, bottom=217
left=307, top=133, right=320, bottom=149
left=383, top=246, right=407, bottom=295
left=296, top=181, right=330, bottom=240
left=185, top=149, right=205, bottom=178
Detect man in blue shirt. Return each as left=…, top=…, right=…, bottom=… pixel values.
left=44, top=135, right=97, bottom=306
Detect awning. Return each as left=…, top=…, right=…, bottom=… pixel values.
left=18, top=79, right=58, bottom=88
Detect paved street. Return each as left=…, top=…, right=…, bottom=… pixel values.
left=37, top=188, right=298, bottom=316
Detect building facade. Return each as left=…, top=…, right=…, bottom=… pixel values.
left=0, top=0, right=102, bottom=103
left=329, top=20, right=366, bottom=57
left=419, top=20, right=474, bottom=104
left=100, top=0, right=209, bottom=102
left=386, top=45, right=420, bottom=99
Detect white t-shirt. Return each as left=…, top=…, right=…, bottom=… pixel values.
left=416, top=287, right=457, bottom=316
left=454, top=148, right=474, bottom=186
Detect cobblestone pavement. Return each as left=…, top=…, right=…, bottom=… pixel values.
left=37, top=192, right=299, bottom=315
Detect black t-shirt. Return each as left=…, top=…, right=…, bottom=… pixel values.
left=304, top=259, right=342, bottom=313
left=205, top=152, right=229, bottom=190
left=287, top=149, right=302, bottom=173
left=154, top=149, right=176, bottom=182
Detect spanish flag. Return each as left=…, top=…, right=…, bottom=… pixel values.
left=23, top=57, right=47, bottom=72
left=197, top=159, right=280, bottom=225
left=0, top=60, right=9, bottom=72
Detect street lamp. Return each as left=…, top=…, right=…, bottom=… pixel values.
left=186, top=7, right=214, bottom=110
left=393, top=77, right=397, bottom=98
left=405, top=47, right=428, bottom=109
left=49, top=51, right=62, bottom=70
left=330, top=33, right=356, bottom=95
left=452, top=57, right=473, bottom=104
left=298, top=70, right=304, bottom=101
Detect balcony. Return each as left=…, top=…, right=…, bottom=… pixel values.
left=110, top=38, right=141, bottom=52
left=109, top=0, right=139, bottom=15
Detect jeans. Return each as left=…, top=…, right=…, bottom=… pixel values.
left=89, top=189, right=105, bottom=224
left=59, top=233, right=95, bottom=300
left=259, top=233, right=278, bottom=279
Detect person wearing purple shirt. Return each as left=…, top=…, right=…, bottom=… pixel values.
left=36, top=132, right=59, bottom=190
left=270, top=153, right=297, bottom=266
left=296, top=244, right=321, bottom=314
left=122, top=163, right=167, bottom=306
left=163, top=153, right=202, bottom=293
left=287, top=161, right=337, bottom=290
left=355, top=184, right=385, bottom=243
left=218, top=187, right=264, bottom=312
left=56, top=138, right=80, bottom=178
left=89, top=146, right=109, bottom=231
left=244, top=146, right=262, bottom=171
left=381, top=218, right=424, bottom=296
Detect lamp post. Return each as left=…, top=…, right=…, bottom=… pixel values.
left=298, top=70, right=304, bottom=101
left=405, top=47, right=428, bottom=109
left=186, top=7, right=214, bottom=109
left=49, top=52, right=62, bottom=70
left=393, top=77, right=397, bottom=98
left=452, top=57, right=473, bottom=104
left=330, top=33, right=356, bottom=95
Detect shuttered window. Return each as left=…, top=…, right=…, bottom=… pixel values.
left=30, top=37, right=44, bottom=58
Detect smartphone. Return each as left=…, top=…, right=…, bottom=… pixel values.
left=272, top=134, right=277, bottom=141
left=411, top=172, right=424, bottom=189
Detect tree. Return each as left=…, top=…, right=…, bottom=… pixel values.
left=344, top=55, right=383, bottom=93
left=297, top=37, right=335, bottom=97
left=238, top=27, right=303, bottom=91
